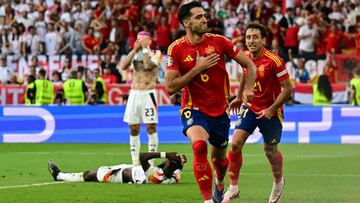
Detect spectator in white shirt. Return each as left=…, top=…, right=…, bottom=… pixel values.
left=297, top=17, right=318, bottom=61
left=0, top=55, right=11, bottom=84
left=45, top=21, right=61, bottom=55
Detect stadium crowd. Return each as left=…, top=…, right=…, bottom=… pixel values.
left=0, top=0, right=359, bottom=104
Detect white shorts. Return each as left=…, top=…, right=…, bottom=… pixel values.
left=123, top=89, right=158, bottom=124
left=97, top=164, right=146, bottom=184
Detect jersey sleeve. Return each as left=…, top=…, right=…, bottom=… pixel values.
left=219, top=35, right=240, bottom=58
left=274, top=58, right=290, bottom=82
left=165, top=41, right=180, bottom=71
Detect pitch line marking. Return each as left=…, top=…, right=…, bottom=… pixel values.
left=0, top=181, right=67, bottom=190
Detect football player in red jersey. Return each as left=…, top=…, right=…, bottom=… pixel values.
left=165, top=2, right=257, bottom=203
left=222, top=23, right=293, bottom=203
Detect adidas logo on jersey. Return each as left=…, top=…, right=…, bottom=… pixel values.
left=184, top=55, right=194, bottom=62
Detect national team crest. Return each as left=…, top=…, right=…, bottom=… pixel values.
left=205, top=45, right=215, bottom=55
left=258, top=64, right=265, bottom=77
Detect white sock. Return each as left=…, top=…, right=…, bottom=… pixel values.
left=57, top=172, right=84, bottom=182
left=148, top=132, right=158, bottom=166
left=204, top=200, right=214, bottom=203
left=130, top=135, right=140, bottom=165
left=229, top=184, right=238, bottom=190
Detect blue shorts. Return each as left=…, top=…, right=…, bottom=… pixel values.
left=180, top=109, right=230, bottom=149
left=235, top=106, right=283, bottom=145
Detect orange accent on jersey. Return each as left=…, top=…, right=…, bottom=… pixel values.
left=102, top=172, right=111, bottom=183
left=167, top=37, right=185, bottom=56
left=264, top=50, right=282, bottom=67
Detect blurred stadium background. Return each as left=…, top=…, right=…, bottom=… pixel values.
left=0, top=0, right=359, bottom=202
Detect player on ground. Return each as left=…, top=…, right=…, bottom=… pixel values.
left=222, top=23, right=292, bottom=203
left=120, top=31, right=160, bottom=166
left=165, top=2, right=257, bottom=203
left=48, top=152, right=186, bottom=184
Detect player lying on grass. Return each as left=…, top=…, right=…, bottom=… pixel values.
left=48, top=152, right=187, bottom=184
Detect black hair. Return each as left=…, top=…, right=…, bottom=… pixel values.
left=245, top=22, right=267, bottom=38
left=39, top=69, right=46, bottom=77
left=317, top=75, right=333, bottom=101
left=178, top=1, right=203, bottom=26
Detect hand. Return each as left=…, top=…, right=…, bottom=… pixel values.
left=195, top=51, right=220, bottom=72
left=229, top=97, right=243, bottom=115
left=139, top=37, right=151, bottom=48
left=134, top=39, right=141, bottom=51
left=242, top=88, right=254, bottom=104
left=255, top=108, right=275, bottom=120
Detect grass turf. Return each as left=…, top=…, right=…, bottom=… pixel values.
left=0, top=143, right=359, bottom=202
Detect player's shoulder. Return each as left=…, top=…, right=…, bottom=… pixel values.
left=263, top=49, right=284, bottom=67
left=204, top=33, right=230, bottom=41
left=168, top=36, right=186, bottom=55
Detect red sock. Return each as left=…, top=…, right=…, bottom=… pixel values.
left=212, top=157, right=228, bottom=190
left=269, top=151, right=283, bottom=182
left=192, top=140, right=213, bottom=200
left=228, top=150, right=243, bottom=186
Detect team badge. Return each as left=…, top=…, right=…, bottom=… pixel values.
left=166, top=57, right=173, bottom=66
left=205, top=45, right=215, bottom=55
left=258, top=64, right=265, bottom=77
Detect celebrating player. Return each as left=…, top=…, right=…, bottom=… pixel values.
left=48, top=152, right=186, bottom=184
left=222, top=23, right=292, bottom=203
left=165, top=2, right=257, bottom=203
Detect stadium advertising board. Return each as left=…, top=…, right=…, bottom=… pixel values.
left=0, top=106, right=359, bottom=144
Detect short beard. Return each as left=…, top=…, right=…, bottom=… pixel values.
left=190, top=24, right=207, bottom=35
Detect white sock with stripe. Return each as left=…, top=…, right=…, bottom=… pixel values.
left=57, top=172, right=84, bottom=182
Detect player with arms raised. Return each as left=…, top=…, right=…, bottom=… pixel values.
left=222, top=23, right=292, bottom=203
left=165, top=2, right=257, bottom=203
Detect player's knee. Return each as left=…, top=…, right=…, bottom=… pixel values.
left=130, top=129, right=140, bottom=135
left=264, top=147, right=277, bottom=160
left=83, top=170, right=97, bottom=182
left=230, top=143, right=243, bottom=152
left=192, top=140, right=207, bottom=156
left=146, top=124, right=156, bottom=134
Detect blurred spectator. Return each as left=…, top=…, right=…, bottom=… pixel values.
left=207, top=7, right=224, bottom=35
left=60, top=57, right=72, bottom=81
left=25, top=74, right=36, bottom=105
left=325, top=20, right=345, bottom=56
left=86, top=89, right=99, bottom=105
left=101, top=55, right=121, bottom=84
left=0, top=55, right=11, bottom=84
left=54, top=89, right=66, bottom=105
left=23, top=25, right=41, bottom=56
left=82, top=27, right=100, bottom=55
left=33, top=69, right=54, bottom=105
left=349, top=68, right=360, bottom=106
left=313, top=74, right=333, bottom=105
left=92, top=68, right=106, bottom=104
left=101, top=66, right=118, bottom=84
left=70, top=22, right=85, bottom=55
left=298, top=17, right=318, bottom=61
left=51, top=70, right=63, bottom=85
left=294, top=58, right=310, bottom=84
left=323, top=56, right=338, bottom=84
left=155, top=16, right=171, bottom=54
left=63, top=70, right=88, bottom=105
left=45, top=21, right=61, bottom=55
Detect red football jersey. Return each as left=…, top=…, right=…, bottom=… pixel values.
left=243, top=48, right=289, bottom=114
left=166, top=33, right=240, bottom=116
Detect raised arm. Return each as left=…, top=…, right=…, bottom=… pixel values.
left=119, top=40, right=141, bottom=70
left=139, top=152, right=182, bottom=172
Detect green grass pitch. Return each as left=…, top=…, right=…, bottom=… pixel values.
left=0, top=143, right=359, bottom=203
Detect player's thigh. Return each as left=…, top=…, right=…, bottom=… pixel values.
left=140, top=91, right=158, bottom=124
left=208, top=112, right=230, bottom=150
left=180, top=109, right=210, bottom=143
left=234, top=105, right=258, bottom=135
left=123, top=91, right=141, bottom=123
left=258, top=115, right=283, bottom=145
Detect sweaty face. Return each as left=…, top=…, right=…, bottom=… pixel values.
left=187, top=7, right=208, bottom=35
left=245, top=28, right=265, bottom=54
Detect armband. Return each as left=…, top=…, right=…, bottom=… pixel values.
left=160, top=152, right=166, bottom=158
